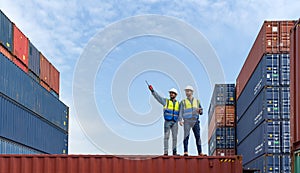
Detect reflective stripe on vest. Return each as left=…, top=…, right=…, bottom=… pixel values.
left=163, top=99, right=179, bottom=121
left=183, top=98, right=200, bottom=119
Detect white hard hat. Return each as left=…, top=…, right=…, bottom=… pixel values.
left=169, top=88, right=178, bottom=95
left=185, top=85, right=194, bottom=91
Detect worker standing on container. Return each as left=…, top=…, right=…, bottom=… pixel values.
left=148, top=83, right=180, bottom=156
left=179, top=85, right=204, bottom=156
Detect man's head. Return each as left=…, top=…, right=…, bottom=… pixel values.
left=168, top=88, right=178, bottom=100
left=184, top=85, right=194, bottom=98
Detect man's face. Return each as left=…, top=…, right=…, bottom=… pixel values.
left=185, top=89, right=193, bottom=97
left=169, top=92, right=177, bottom=100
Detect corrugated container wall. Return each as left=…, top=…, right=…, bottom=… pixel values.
left=208, top=84, right=236, bottom=156
left=236, top=21, right=295, bottom=99
left=0, top=155, right=243, bottom=173
left=0, top=53, right=68, bottom=131
left=290, top=20, right=300, bottom=151
left=0, top=10, right=13, bottom=52
left=13, top=24, right=29, bottom=67
left=0, top=94, right=68, bottom=154
left=40, top=53, right=50, bottom=84
left=28, top=42, right=40, bottom=76
left=50, top=64, right=59, bottom=95
left=0, top=137, right=43, bottom=154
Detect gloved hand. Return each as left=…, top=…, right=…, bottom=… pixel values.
left=148, top=85, right=154, bottom=92
left=198, top=108, right=203, bottom=115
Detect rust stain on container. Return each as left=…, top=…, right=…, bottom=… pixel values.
left=13, top=24, right=29, bottom=67
left=290, top=20, right=300, bottom=152
left=0, top=155, right=243, bottom=173
left=236, top=21, right=295, bottom=99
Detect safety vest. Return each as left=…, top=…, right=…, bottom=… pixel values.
left=163, top=99, right=179, bottom=121
left=182, top=98, right=200, bottom=119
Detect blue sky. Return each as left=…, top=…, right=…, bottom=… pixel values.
left=1, top=0, right=299, bottom=155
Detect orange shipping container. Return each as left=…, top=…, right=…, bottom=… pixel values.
left=50, top=64, right=60, bottom=95
left=0, top=44, right=13, bottom=61
left=13, top=57, right=28, bottom=73
left=13, top=24, right=29, bottom=66
left=236, top=21, right=295, bottom=99
left=0, top=155, right=243, bottom=173
left=208, top=105, right=235, bottom=139
left=40, top=53, right=50, bottom=84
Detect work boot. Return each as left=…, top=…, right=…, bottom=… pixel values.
left=199, top=153, right=207, bottom=156
left=173, top=151, right=179, bottom=156
left=163, top=152, right=168, bottom=156
left=184, top=152, right=188, bottom=156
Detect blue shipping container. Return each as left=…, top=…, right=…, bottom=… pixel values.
left=237, top=54, right=289, bottom=118
left=209, top=127, right=235, bottom=155
left=0, top=53, right=68, bottom=131
left=0, top=137, right=43, bottom=154
left=0, top=10, right=13, bottom=52
left=281, top=87, right=290, bottom=119
left=28, top=42, right=40, bottom=76
left=208, top=84, right=235, bottom=122
left=237, top=87, right=289, bottom=144
left=243, top=154, right=290, bottom=173
left=282, top=154, right=291, bottom=173
left=281, top=120, right=290, bottom=153
left=237, top=120, right=281, bottom=164
left=28, top=70, right=40, bottom=84
left=280, top=54, right=290, bottom=86
left=0, top=94, right=68, bottom=154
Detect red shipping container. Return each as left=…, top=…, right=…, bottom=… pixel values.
left=40, top=53, right=50, bottom=84
left=50, top=64, right=60, bottom=95
left=0, top=44, right=13, bottom=61
left=236, top=21, right=295, bottom=99
left=13, top=57, right=28, bottom=73
left=290, top=20, right=300, bottom=151
left=0, top=155, right=243, bottom=173
left=212, top=149, right=236, bottom=156
left=13, top=24, right=29, bottom=66
left=208, top=105, right=235, bottom=139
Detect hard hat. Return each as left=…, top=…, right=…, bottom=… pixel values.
left=169, top=88, right=178, bottom=95
left=184, top=85, right=194, bottom=91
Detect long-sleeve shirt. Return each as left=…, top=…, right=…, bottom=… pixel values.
left=178, top=97, right=202, bottom=122
left=152, top=90, right=166, bottom=106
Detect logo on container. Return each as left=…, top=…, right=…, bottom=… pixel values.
left=73, top=14, right=225, bottom=158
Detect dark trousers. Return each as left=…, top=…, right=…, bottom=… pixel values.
left=183, top=120, right=202, bottom=154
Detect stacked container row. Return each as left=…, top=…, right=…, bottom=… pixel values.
left=0, top=10, right=69, bottom=154
left=236, top=20, right=294, bottom=173
left=0, top=53, right=68, bottom=154
left=0, top=10, right=59, bottom=96
left=0, top=155, right=244, bottom=173
left=208, top=84, right=236, bottom=156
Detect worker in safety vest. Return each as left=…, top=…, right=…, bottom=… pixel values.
left=148, top=84, right=180, bottom=156
left=179, top=85, right=205, bottom=156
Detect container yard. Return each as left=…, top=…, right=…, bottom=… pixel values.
left=1, top=4, right=300, bottom=173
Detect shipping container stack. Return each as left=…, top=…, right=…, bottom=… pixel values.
left=236, top=21, right=295, bottom=173
left=290, top=19, right=300, bottom=173
left=0, top=10, right=68, bottom=154
left=208, top=84, right=236, bottom=156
